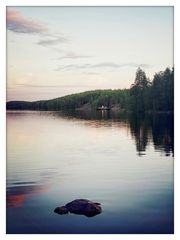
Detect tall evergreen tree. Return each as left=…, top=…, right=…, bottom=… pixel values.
left=130, top=68, right=149, bottom=112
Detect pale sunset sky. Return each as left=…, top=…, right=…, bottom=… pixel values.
left=7, top=6, right=173, bottom=101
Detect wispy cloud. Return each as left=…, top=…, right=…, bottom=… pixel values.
left=7, top=9, right=70, bottom=49
left=92, top=62, right=120, bottom=68
left=15, top=83, right=86, bottom=88
left=84, top=72, right=100, bottom=75
left=37, top=35, right=68, bottom=46
left=57, top=51, right=93, bottom=60
left=7, top=9, right=48, bottom=34
left=55, top=62, right=152, bottom=71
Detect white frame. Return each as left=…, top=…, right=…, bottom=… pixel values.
left=1, top=1, right=179, bottom=239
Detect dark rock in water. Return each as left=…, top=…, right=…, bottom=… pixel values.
left=66, top=199, right=102, bottom=217
left=54, top=206, right=69, bottom=215
left=54, top=199, right=102, bottom=217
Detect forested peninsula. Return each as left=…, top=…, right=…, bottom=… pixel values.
left=7, top=67, right=174, bottom=113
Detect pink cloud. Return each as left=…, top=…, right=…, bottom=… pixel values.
left=7, top=9, right=48, bottom=34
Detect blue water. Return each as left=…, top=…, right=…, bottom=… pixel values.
left=6, top=111, right=174, bottom=234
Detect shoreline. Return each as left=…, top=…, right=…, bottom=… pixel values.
left=6, top=108, right=174, bottom=115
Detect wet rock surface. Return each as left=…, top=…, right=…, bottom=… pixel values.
left=54, top=206, right=69, bottom=214
left=54, top=199, right=102, bottom=217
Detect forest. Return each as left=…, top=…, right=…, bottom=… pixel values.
left=7, top=67, right=174, bottom=113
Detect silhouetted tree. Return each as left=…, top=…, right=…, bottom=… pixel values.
left=130, top=68, right=150, bottom=112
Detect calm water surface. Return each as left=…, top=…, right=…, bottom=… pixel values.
left=7, top=110, right=174, bottom=234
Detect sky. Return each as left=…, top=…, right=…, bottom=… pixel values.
left=7, top=6, right=173, bottom=101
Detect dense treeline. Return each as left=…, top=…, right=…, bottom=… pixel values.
left=130, top=67, right=174, bottom=112
left=7, top=89, right=130, bottom=111
left=7, top=67, right=174, bottom=113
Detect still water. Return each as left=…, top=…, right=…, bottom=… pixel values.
left=6, top=110, right=174, bottom=234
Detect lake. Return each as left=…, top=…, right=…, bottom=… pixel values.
left=6, top=110, right=174, bottom=234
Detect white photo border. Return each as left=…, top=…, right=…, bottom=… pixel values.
left=0, top=0, right=179, bottom=240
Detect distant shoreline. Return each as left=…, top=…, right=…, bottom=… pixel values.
left=6, top=67, right=174, bottom=114
left=6, top=108, right=174, bottom=115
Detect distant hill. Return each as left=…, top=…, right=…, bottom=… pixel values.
left=7, top=67, right=174, bottom=113
left=6, top=89, right=130, bottom=111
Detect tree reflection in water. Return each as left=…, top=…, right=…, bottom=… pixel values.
left=128, top=113, right=174, bottom=157
left=55, top=110, right=174, bottom=157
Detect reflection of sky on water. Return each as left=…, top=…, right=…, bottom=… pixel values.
left=6, top=169, right=57, bottom=209
left=7, top=183, right=48, bottom=208
left=7, top=110, right=174, bottom=156
left=6, top=111, right=174, bottom=233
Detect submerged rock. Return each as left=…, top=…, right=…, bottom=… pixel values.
left=54, top=199, right=102, bottom=217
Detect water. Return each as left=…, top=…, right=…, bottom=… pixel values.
left=6, top=110, right=174, bottom=234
